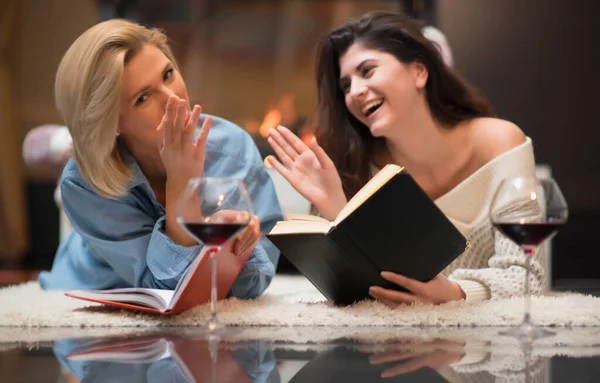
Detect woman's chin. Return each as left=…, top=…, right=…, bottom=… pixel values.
left=367, top=122, right=389, bottom=138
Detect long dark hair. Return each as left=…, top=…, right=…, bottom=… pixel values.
left=314, top=11, right=495, bottom=199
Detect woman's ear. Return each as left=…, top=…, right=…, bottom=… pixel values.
left=411, top=61, right=429, bottom=89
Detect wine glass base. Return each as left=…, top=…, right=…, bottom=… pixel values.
left=499, top=322, right=555, bottom=342
left=206, top=318, right=226, bottom=332
left=188, top=321, right=242, bottom=340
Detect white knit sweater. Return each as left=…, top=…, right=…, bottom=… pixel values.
left=434, top=137, right=547, bottom=303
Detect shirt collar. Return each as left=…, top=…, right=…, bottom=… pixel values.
left=120, top=146, right=150, bottom=190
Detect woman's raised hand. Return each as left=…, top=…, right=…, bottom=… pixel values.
left=267, top=125, right=347, bottom=221
left=158, top=95, right=211, bottom=189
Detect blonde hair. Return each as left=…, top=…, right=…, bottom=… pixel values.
left=55, top=19, right=178, bottom=199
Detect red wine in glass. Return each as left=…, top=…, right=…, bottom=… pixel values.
left=184, top=223, right=246, bottom=246
left=493, top=222, right=562, bottom=251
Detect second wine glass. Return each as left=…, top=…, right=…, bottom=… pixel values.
left=176, top=177, right=253, bottom=335
left=489, top=176, right=568, bottom=342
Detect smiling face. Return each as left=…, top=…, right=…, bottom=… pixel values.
left=119, top=43, right=189, bottom=162
left=338, top=42, right=428, bottom=137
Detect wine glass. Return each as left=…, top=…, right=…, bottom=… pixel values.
left=176, top=177, right=253, bottom=335
left=489, top=176, right=568, bottom=341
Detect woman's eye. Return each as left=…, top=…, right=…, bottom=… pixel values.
left=135, top=93, right=149, bottom=106
left=341, top=82, right=350, bottom=94
left=362, top=67, right=373, bottom=77
left=164, top=68, right=174, bottom=81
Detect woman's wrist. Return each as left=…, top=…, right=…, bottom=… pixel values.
left=317, top=192, right=347, bottom=221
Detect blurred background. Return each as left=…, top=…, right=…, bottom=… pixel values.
left=1, top=0, right=599, bottom=290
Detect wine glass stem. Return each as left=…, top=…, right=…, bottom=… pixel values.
left=522, top=247, right=535, bottom=325
left=209, top=336, right=219, bottom=383
left=210, top=246, right=219, bottom=325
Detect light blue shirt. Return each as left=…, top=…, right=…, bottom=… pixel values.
left=52, top=338, right=280, bottom=383
left=38, top=115, right=283, bottom=299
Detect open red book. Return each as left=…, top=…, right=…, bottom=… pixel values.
left=65, top=243, right=253, bottom=315
left=66, top=336, right=251, bottom=383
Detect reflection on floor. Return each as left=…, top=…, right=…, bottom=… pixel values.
left=3, top=326, right=600, bottom=383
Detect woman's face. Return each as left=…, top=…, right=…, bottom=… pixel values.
left=119, top=43, right=189, bottom=159
left=338, top=42, right=428, bottom=137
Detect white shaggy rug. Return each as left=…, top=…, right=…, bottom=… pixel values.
left=1, top=275, right=600, bottom=328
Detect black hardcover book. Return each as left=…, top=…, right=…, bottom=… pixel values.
left=288, top=346, right=448, bottom=383
left=267, top=164, right=469, bottom=306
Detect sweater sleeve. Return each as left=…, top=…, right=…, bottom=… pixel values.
left=450, top=230, right=547, bottom=304
left=441, top=345, right=547, bottom=383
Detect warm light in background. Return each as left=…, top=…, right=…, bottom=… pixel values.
left=245, top=119, right=260, bottom=136
left=301, top=132, right=314, bottom=147
left=259, top=109, right=281, bottom=138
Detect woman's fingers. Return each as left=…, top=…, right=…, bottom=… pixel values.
left=267, top=136, right=295, bottom=169
left=369, top=286, right=422, bottom=305
left=310, top=137, right=335, bottom=170
left=369, top=350, right=418, bottom=365
left=172, top=100, right=187, bottom=148
left=269, top=127, right=302, bottom=162
left=233, top=224, right=251, bottom=255
left=163, top=96, right=177, bottom=145
left=156, top=114, right=166, bottom=151
left=234, top=216, right=260, bottom=255
left=194, top=113, right=212, bottom=160
left=277, top=125, right=308, bottom=154
left=380, top=357, right=428, bottom=378
left=266, top=155, right=294, bottom=184
left=182, top=104, right=200, bottom=149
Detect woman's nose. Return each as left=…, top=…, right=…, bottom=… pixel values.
left=349, top=80, right=367, bottom=100
left=159, top=86, right=178, bottom=110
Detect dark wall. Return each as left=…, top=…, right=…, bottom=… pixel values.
left=438, top=0, right=600, bottom=212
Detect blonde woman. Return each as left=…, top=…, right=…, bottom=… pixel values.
left=38, top=19, right=283, bottom=298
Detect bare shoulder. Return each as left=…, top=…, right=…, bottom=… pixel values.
left=468, top=117, right=527, bottom=162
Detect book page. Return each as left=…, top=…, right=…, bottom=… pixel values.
left=68, top=339, right=171, bottom=363
left=268, top=219, right=331, bottom=235
left=69, top=288, right=173, bottom=311
left=285, top=213, right=330, bottom=224
left=334, top=164, right=403, bottom=225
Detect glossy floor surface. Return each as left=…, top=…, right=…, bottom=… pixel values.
left=2, top=325, right=599, bottom=382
